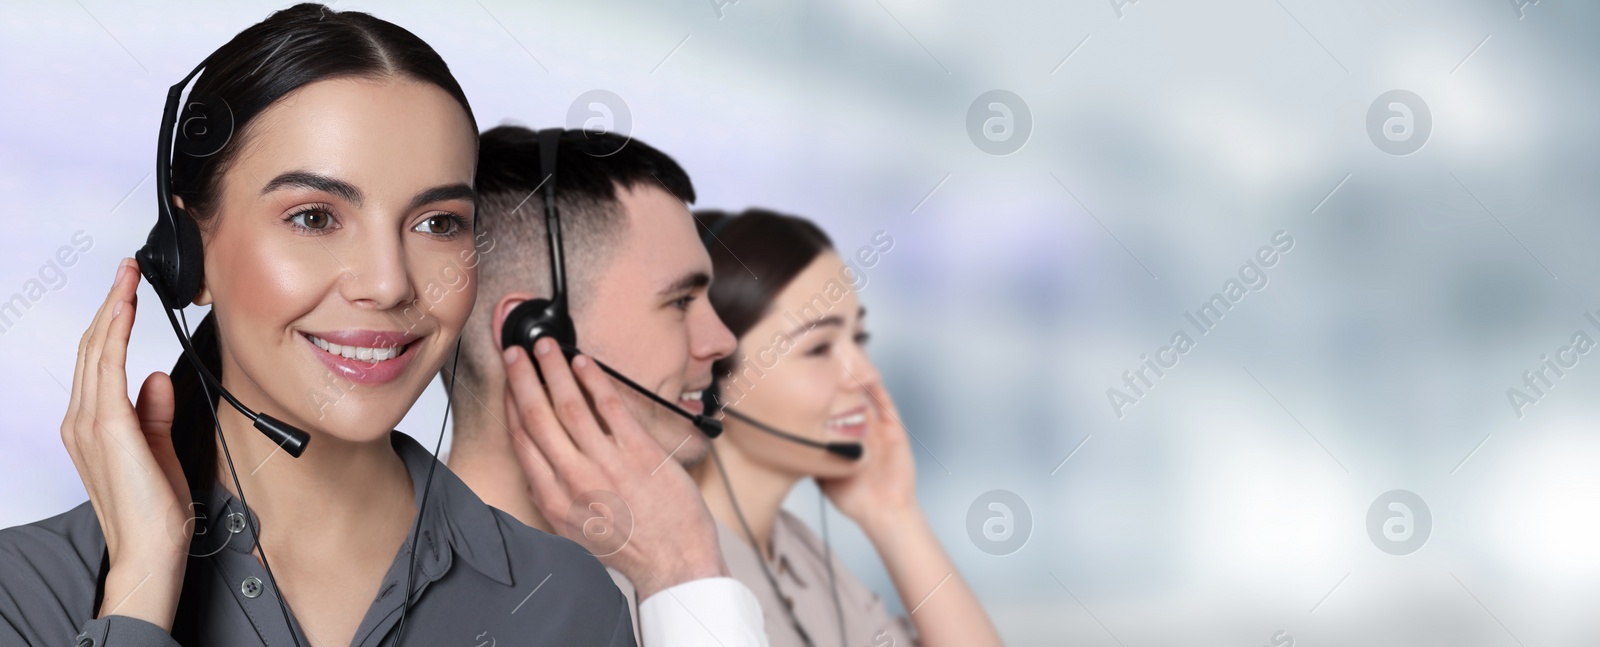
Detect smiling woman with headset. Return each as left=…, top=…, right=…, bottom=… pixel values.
left=0, top=4, right=631, bottom=646
left=691, top=209, right=1004, bottom=647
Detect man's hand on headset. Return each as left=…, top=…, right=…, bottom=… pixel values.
left=501, top=337, right=728, bottom=601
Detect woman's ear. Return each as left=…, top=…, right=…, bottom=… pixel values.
left=493, top=292, right=535, bottom=351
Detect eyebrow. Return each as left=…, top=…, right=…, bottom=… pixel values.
left=260, top=171, right=363, bottom=204
left=786, top=306, right=866, bottom=337
left=259, top=171, right=476, bottom=210
left=787, top=315, right=843, bottom=337
left=658, top=271, right=711, bottom=298
left=407, top=183, right=477, bottom=211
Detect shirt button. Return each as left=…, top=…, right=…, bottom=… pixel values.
left=241, top=576, right=264, bottom=598
left=226, top=512, right=247, bottom=534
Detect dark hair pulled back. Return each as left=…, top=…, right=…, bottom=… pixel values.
left=164, top=2, right=476, bottom=503
left=692, top=208, right=835, bottom=381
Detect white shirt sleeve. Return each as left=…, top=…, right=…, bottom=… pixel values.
left=638, top=576, right=770, bottom=647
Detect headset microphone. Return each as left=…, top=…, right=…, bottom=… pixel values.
left=564, top=342, right=722, bottom=437
left=703, top=385, right=863, bottom=460
left=138, top=56, right=311, bottom=459
left=720, top=408, right=862, bottom=460
left=498, top=128, right=723, bottom=439
left=152, top=301, right=310, bottom=457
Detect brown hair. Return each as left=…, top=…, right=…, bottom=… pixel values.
left=693, top=208, right=834, bottom=381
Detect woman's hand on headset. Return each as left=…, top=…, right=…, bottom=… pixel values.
left=819, top=381, right=1006, bottom=646
left=59, top=258, right=190, bottom=631
left=502, top=337, right=728, bottom=602
left=818, top=380, right=919, bottom=536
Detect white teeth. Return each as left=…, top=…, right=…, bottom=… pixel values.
left=681, top=390, right=703, bottom=402
left=826, top=413, right=866, bottom=428
left=307, top=334, right=404, bottom=363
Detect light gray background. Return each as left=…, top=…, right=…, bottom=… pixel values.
left=2, top=1, right=1596, bottom=644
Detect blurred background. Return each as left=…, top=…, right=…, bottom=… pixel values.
left=4, top=0, right=1599, bottom=644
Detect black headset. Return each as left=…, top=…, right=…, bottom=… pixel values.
left=137, top=56, right=311, bottom=459
left=497, top=128, right=724, bottom=438
left=133, top=54, right=313, bottom=647
left=705, top=388, right=863, bottom=460
left=136, top=55, right=463, bottom=647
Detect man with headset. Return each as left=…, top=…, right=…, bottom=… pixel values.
left=442, top=126, right=766, bottom=645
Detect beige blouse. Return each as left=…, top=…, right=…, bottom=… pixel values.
left=719, top=511, right=918, bottom=647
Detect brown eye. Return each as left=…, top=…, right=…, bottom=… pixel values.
left=415, top=214, right=459, bottom=235
left=289, top=208, right=333, bottom=231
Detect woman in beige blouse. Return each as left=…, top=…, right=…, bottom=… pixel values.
left=690, top=209, right=1004, bottom=647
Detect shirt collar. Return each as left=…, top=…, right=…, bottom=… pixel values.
left=716, top=516, right=809, bottom=589
left=768, top=512, right=808, bottom=587
left=192, top=430, right=513, bottom=587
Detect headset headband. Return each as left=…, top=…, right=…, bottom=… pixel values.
left=147, top=54, right=233, bottom=311
left=538, top=128, right=567, bottom=310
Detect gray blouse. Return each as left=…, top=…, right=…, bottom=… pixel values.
left=0, top=431, right=635, bottom=646
left=718, top=512, right=917, bottom=647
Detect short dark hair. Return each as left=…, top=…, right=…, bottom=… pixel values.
left=452, top=126, right=696, bottom=431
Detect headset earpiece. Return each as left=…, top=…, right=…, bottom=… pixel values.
left=137, top=205, right=204, bottom=310
left=498, top=128, right=578, bottom=363
left=140, top=79, right=224, bottom=311
left=499, top=296, right=577, bottom=360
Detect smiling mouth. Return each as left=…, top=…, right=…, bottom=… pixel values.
left=305, top=333, right=411, bottom=363
left=677, top=388, right=708, bottom=414
left=826, top=412, right=867, bottom=428
left=825, top=407, right=869, bottom=438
